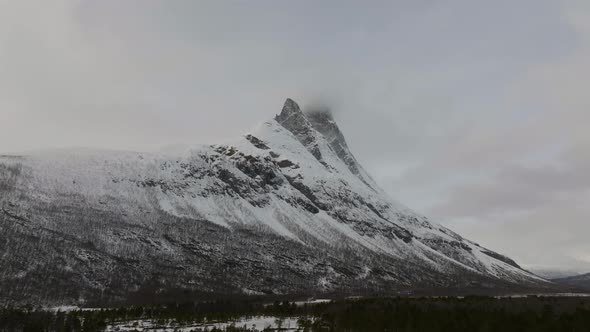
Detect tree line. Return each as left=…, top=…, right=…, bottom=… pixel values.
left=1, top=296, right=589, bottom=332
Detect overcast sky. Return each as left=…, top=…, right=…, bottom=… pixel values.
left=1, top=0, right=589, bottom=272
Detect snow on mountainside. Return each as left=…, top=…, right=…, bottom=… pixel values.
left=0, top=99, right=549, bottom=305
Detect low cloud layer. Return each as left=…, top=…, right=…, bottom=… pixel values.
left=1, top=0, right=589, bottom=272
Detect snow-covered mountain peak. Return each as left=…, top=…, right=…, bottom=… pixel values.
left=274, top=99, right=326, bottom=164
left=277, top=98, right=304, bottom=118
left=272, top=98, right=375, bottom=190
left=0, top=98, right=552, bottom=305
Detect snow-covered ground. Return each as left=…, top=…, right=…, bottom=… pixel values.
left=106, top=316, right=306, bottom=332
left=293, top=299, right=332, bottom=306
left=47, top=306, right=102, bottom=312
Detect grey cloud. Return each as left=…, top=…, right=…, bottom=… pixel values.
left=444, top=192, right=590, bottom=271
left=431, top=162, right=590, bottom=218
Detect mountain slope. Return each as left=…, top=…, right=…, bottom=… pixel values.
left=0, top=99, right=548, bottom=305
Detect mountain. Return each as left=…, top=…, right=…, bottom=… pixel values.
left=0, top=98, right=550, bottom=305
left=553, top=273, right=590, bottom=290
left=529, top=267, right=587, bottom=280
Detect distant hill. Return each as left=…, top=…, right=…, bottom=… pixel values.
left=529, top=268, right=587, bottom=280
left=553, top=273, right=590, bottom=290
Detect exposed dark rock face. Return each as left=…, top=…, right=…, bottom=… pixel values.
left=245, top=134, right=270, bottom=150
left=275, top=99, right=324, bottom=162
left=481, top=250, right=522, bottom=269
left=0, top=98, right=551, bottom=306
left=276, top=159, right=296, bottom=168
left=305, top=109, right=374, bottom=188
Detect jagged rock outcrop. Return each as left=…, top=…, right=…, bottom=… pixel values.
left=305, top=108, right=375, bottom=189
left=0, top=99, right=550, bottom=306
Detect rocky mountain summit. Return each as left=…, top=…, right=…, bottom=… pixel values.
left=0, top=99, right=549, bottom=305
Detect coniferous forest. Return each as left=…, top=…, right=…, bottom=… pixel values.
left=1, top=296, right=589, bottom=332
